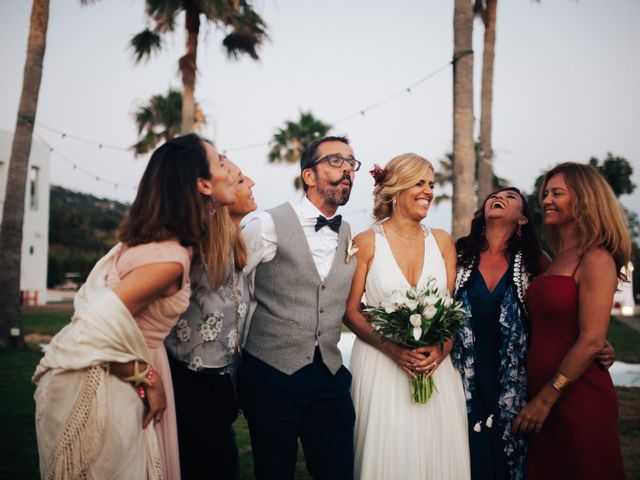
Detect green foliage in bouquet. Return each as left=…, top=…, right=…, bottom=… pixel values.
left=363, top=277, right=468, bottom=403
left=364, top=278, right=466, bottom=348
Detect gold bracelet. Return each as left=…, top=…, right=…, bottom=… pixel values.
left=550, top=372, right=572, bottom=394
left=121, top=360, right=153, bottom=387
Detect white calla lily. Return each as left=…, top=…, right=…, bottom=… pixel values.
left=412, top=326, right=422, bottom=341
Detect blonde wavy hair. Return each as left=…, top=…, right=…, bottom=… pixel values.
left=372, top=153, right=435, bottom=221
left=540, top=162, right=632, bottom=281
left=199, top=207, right=247, bottom=289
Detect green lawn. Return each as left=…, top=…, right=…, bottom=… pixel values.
left=23, top=311, right=71, bottom=336
left=2, top=314, right=639, bottom=479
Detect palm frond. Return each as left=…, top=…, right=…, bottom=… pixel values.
left=129, top=29, right=163, bottom=63
left=131, top=87, right=206, bottom=155
left=222, top=4, right=269, bottom=61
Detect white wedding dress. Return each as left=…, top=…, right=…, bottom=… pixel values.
left=350, top=224, right=471, bottom=479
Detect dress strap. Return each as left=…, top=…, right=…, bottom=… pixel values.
left=373, top=222, right=385, bottom=236
left=570, top=257, right=582, bottom=278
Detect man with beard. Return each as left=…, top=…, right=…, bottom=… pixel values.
left=240, top=136, right=359, bottom=480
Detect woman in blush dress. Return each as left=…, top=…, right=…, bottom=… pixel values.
left=33, top=133, right=235, bottom=479
left=513, top=162, right=630, bottom=480
left=345, top=153, right=470, bottom=480
left=166, top=157, right=256, bottom=480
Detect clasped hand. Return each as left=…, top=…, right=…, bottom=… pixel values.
left=388, top=343, right=446, bottom=380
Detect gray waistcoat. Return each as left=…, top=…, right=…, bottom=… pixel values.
left=245, top=202, right=357, bottom=375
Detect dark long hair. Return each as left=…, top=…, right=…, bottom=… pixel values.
left=456, top=187, right=544, bottom=276
left=118, top=134, right=210, bottom=248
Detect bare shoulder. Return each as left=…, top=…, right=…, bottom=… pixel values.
left=353, top=229, right=376, bottom=258
left=581, top=247, right=616, bottom=273
left=430, top=228, right=455, bottom=250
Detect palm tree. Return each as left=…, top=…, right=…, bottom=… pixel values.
left=452, top=0, right=476, bottom=238
left=0, top=0, right=50, bottom=348
left=434, top=143, right=508, bottom=206
left=129, top=0, right=268, bottom=134
left=475, top=0, right=498, bottom=204
left=268, top=111, right=331, bottom=191
left=131, top=88, right=206, bottom=156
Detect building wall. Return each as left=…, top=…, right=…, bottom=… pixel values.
left=0, top=129, right=50, bottom=305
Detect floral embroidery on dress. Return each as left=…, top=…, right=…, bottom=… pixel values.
left=176, top=318, right=192, bottom=343
left=188, top=356, right=203, bottom=371
left=198, top=317, right=223, bottom=341
left=237, top=303, right=247, bottom=317
left=227, top=330, right=239, bottom=350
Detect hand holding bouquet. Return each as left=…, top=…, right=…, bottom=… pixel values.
left=363, top=277, right=466, bottom=403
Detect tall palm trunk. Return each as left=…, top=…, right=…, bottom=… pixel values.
left=477, top=0, right=497, bottom=203
left=452, top=0, right=475, bottom=239
left=0, top=0, right=49, bottom=348
left=180, top=6, right=199, bottom=134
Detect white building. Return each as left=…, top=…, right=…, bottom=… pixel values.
left=0, top=129, right=50, bottom=305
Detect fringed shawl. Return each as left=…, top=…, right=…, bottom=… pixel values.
left=33, top=244, right=164, bottom=480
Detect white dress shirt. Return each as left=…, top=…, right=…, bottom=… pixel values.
left=243, top=196, right=341, bottom=281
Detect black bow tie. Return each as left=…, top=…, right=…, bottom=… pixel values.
left=315, top=214, right=342, bottom=233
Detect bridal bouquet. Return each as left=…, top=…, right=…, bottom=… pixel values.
left=364, top=278, right=466, bottom=404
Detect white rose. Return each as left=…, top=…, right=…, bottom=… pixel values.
left=423, top=305, right=437, bottom=320
left=409, top=313, right=422, bottom=327
left=412, top=326, right=422, bottom=341
left=443, top=296, right=453, bottom=308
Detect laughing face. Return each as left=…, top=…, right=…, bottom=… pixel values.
left=394, top=170, right=435, bottom=221
left=483, top=188, right=525, bottom=225
left=542, top=172, right=575, bottom=226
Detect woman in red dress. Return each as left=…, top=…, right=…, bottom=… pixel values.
left=512, top=162, right=631, bottom=479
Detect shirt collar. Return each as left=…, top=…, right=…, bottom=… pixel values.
left=299, top=195, right=339, bottom=220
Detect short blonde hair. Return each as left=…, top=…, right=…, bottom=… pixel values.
left=372, top=153, right=434, bottom=221
left=541, top=162, right=632, bottom=280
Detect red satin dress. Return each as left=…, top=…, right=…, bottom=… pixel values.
left=525, top=274, right=624, bottom=480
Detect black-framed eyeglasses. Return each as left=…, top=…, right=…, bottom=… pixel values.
left=312, top=154, right=361, bottom=172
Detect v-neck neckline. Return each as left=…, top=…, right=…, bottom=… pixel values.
left=476, top=265, right=510, bottom=296
left=379, top=224, right=427, bottom=289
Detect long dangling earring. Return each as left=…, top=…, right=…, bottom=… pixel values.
left=392, top=197, right=397, bottom=206
left=517, top=223, right=522, bottom=240
left=207, top=196, right=216, bottom=216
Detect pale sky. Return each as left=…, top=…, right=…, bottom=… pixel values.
left=1, top=0, right=638, bottom=234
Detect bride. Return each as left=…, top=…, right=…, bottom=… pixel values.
left=345, top=153, right=470, bottom=479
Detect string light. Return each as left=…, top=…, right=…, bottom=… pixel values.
left=33, top=131, right=138, bottom=191
left=35, top=122, right=130, bottom=152
left=35, top=60, right=454, bottom=157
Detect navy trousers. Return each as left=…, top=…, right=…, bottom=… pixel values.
left=169, top=355, right=240, bottom=480
left=239, top=348, right=355, bottom=480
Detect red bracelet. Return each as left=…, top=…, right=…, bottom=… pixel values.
left=137, top=368, right=156, bottom=399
